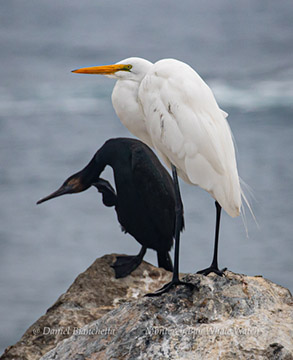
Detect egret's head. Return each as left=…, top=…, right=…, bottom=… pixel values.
left=36, top=172, right=90, bottom=205
left=72, top=57, right=152, bottom=82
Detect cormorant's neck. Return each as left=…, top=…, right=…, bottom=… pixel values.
left=78, top=138, right=131, bottom=189
left=78, top=150, right=108, bottom=188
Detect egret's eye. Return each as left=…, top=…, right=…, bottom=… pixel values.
left=124, top=64, right=132, bottom=71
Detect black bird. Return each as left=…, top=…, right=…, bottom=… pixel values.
left=37, top=138, right=184, bottom=278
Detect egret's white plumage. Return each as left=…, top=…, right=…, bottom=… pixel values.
left=138, top=59, right=241, bottom=217
left=72, top=57, right=242, bottom=217
left=111, top=58, right=154, bottom=149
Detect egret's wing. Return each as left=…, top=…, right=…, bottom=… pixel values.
left=139, top=59, right=241, bottom=216
left=220, top=109, right=229, bottom=118
left=139, top=59, right=234, bottom=173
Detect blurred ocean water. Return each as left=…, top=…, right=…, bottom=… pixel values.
left=1, top=0, right=293, bottom=353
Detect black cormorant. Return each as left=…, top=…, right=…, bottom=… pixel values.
left=37, top=138, right=184, bottom=278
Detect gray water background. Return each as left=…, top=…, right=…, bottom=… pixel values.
left=1, top=0, right=293, bottom=353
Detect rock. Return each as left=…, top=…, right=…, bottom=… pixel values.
left=40, top=272, right=293, bottom=360
left=1, top=255, right=293, bottom=360
left=0, top=254, right=172, bottom=360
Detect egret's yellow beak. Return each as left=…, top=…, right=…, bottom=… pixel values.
left=71, top=64, right=132, bottom=75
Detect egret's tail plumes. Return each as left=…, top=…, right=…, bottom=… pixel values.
left=239, top=177, right=258, bottom=237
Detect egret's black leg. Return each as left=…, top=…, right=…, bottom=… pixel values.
left=197, top=201, right=227, bottom=276
left=146, top=165, right=194, bottom=296
left=112, top=246, right=147, bottom=278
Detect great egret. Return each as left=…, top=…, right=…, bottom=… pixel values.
left=37, top=138, right=183, bottom=279
left=72, top=58, right=245, bottom=294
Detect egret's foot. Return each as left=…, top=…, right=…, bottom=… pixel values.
left=145, top=280, right=195, bottom=297
left=197, top=266, right=227, bottom=277
left=111, top=255, right=142, bottom=278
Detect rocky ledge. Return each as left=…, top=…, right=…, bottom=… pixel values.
left=1, top=254, right=292, bottom=360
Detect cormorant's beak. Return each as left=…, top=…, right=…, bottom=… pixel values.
left=71, top=64, right=131, bottom=75
left=36, top=184, right=73, bottom=205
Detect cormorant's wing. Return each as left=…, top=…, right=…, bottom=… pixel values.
left=131, top=143, right=176, bottom=245
left=92, top=178, right=117, bottom=207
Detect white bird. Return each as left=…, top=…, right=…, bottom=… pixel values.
left=72, top=57, right=245, bottom=294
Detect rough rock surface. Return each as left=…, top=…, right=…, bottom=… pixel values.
left=0, top=254, right=172, bottom=360
left=2, top=255, right=293, bottom=360
left=41, top=272, right=293, bottom=360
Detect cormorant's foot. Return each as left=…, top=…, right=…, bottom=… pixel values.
left=145, top=280, right=195, bottom=297
left=197, top=266, right=227, bottom=277
left=111, top=255, right=142, bottom=279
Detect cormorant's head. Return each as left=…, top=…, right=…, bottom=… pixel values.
left=37, top=172, right=90, bottom=205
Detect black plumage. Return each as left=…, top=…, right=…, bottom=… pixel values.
left=37, top=138, right=184, bottom=278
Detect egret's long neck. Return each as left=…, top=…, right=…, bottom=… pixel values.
left=112, top=80, right=154, bottom=148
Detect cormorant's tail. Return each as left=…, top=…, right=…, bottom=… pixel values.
left=157, top=251, right=173, bottom=272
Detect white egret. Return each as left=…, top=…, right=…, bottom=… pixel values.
left=72, top=57, right=246, bottom=294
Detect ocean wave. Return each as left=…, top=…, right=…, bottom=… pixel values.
left=0, top=93, right=109, bottom=118
left=1, top=79, right=292, bottom=118
left=211, top=80, right=293, bottom=111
